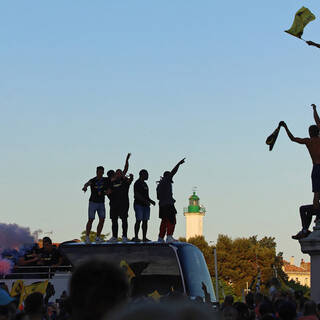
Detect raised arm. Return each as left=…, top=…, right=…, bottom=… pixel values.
left=306, top=41, right=320, bottom=49
left=170, top=158, right=186, bottom=177
left=311, top=104, right=320, bottom=128
left=123, top=153, right=131, bottom=176
left=280, top=121, right=308, bottom=145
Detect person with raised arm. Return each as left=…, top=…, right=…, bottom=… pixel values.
left=156, top=158, right=185, bottom=243
left=82, top=166, right=111, bottom=244
left=280, top=121, right=320, bottom=239
left=107, top=153, right=133, bottom=243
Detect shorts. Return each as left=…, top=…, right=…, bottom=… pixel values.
left=134, top=204, right=150, bottom=221
left=110, top=206, right=129, bottom=219
left=312, top=164, right=320, bottom=192
left=88, top=201, right=106, bottom=220
left=159, top=204, right=177, bottom=224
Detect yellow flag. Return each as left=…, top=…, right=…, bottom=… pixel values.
left=10, top=280, right=24, bottom=297
left=285, top=7, right=316, bottom=38
left=120, top=260, right=135, bottom=282
left=19, top=280, right=49, bottom=305
left=148, top=290, right=161, bottom=302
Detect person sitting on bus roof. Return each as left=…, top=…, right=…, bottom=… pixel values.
left=37, top=237, right=63, bottom=267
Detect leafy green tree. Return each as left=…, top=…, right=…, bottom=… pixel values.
left=80, top=231, right=109, bottom=242
left=182, top=234, right=282, bottom=299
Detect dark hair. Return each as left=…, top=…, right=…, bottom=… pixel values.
left=43, top=237, right=52, bottom=244
left=139, top=169, right=148, bottom=176
left=69, top=259, right=129, bottom=320
left=24, top=292, right=43, bottom=315
left=278, top=301, right=296, bottom=320
left=309, top=125, right=319, bottom=137
left=304, top=300, right=317, bottom=316
left=224, top=295, right=234, bottom=306
left=107, top=170, right=115, bottom=178
left=96, top=166, right=104, bottom=171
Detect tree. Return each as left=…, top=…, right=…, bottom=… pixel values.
left=80, top=231, right=109, bottom=242
left=182, top=234, right=282, bottom=299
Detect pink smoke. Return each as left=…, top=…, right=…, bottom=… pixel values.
left=0, top=223, right=35, bottom=250
left=0, top=259, right=13, bottom=275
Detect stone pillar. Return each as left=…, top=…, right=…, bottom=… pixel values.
left=300, top=221, right=320, bottom=303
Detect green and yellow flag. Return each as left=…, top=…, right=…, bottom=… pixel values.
left=285, top=7, right=316, bottom=38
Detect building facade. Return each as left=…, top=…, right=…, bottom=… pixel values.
left=283, top=257, right=311, bottom=287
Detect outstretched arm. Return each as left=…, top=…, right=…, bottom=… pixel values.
left=280, top=121, right=308, bottom=145
left=170, top=158, right=186, bottom=177
left=306, top=41, right=320, bottom=49
left=82, top=179, right=91, bottom=192
left=123, top=153, right=131, bottom=176
left=312, top=104, right=320, bottom=128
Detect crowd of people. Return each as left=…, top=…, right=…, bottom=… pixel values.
left=0, top=259, right=319, bottom=320
left=82, top=154, right=185, bottom=244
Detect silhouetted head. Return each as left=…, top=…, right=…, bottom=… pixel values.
left=43, top=237, right=53, bottom=251
left=107, top=170, right=115, bottom=179
left=139, top=169, right=149, bottom=181
left=25, top=292, right=44, bottom=316
left=303, top=300, right=317, bottom=316
left=69, top=259, right=129, bottom=320
left=224, top=295, right=234, bottom=307
left=115, top=169, right=124, bottom=179
left=309, top=125, right=319, bottom=137
left=278, top=301, right=296, bottom=320
left=96, top=166, right=104, bottom=178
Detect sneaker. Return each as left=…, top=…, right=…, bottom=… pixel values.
left=157, top=237, right=165, bottom=243
left=95, top=236, right=103, bottom=243
left=122, top=236, right=129, bottom=243
left=166, top=235, right=178, bottom=243
left=131, top=237, right=141, bottom=242
left=108, top=237, right=118, bottom=243
left=85, top=236, right=91, bottom=244
left=143, top=238, right=151, bottom=242
left=291, top=231, right=309, bottom=240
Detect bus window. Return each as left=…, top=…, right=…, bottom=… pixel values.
left=177, top=245, right=216, bottom=303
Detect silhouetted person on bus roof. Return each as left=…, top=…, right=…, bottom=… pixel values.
left=280, top=117, right=320, bottom=239
left=107, top=153, right=132, bottom=242
left=132, top=169, right=155, bottom=242
left=82, top=166, right=110, bottom=243
left=157, top=158, right=185, bottom=243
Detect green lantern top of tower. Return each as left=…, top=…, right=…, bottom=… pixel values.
left=188, top=192, right=200, bottom=213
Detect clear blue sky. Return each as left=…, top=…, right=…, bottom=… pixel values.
left=1, top=1, right=320, bottom=264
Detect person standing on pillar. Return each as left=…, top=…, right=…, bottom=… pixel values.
left=108, top=153, right=132, bottom=242
left=82, top=166, right=110, bottom=244
left=157, top=158, right=185, bottom=243
left=132, top=170, right=155, bottom=242
left=280, top=120, right=320, bottom=239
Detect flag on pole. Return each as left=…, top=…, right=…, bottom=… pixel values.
left=285, top=7, right=316, bottom=39
left=266, top=124, right=281, bottom=151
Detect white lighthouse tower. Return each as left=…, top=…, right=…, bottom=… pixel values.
left=183, top=189, right=206, bottom=240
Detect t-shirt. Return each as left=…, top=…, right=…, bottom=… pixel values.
left=89, top=177, right=109, bottom=203
left=38, top=247, right=62, bottom=266
left=134, top=179, right=150, bottom=207
left=109, top=177, right=132, bottom=209
left=156, top=175, right=175, bottom=206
